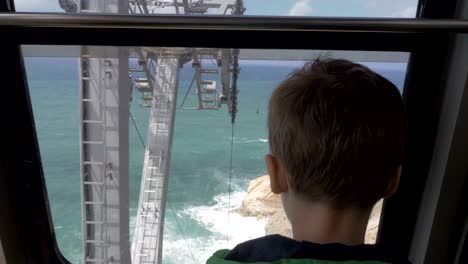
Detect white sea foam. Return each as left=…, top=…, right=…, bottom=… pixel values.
left=128, top=189, right=266, bottom=264
left=127, top=191, right=266, bottom=263
left=163, top=191, right=266, bottom=264
left=230, top=137, right=269, bottom=144
left=185, top=192, right=266, bottom=240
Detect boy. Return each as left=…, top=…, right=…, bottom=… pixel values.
left=207, top=59, right=408, bottom=264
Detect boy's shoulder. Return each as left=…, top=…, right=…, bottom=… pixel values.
left=207, top=235, right=411, bottom=264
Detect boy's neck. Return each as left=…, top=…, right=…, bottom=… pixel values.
left=288, top=199, right=371, bottom=246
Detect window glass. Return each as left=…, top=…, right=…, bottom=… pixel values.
left=14, top=0, right=419, bottom=18
left=24, top=46, right=408, bottom=263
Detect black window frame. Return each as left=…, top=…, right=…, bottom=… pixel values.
left=0, top=0, right=466, bottom=263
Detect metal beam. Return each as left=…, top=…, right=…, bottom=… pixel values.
left=409, top=0, right=468, bottom=262
left=1, top=14, right=468, bottom=33
left=132, top=55, right=180, bottom=264
left=77, top=1, right=131, bottom=264
left=192, top=51, right=204, bottom=109
left=3, top=15, right=468, bottom=52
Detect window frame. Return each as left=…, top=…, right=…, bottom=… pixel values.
left=0, top=0, right=466, bottom=263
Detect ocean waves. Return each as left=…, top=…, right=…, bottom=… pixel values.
left=163, top=191, right=266, bottom=264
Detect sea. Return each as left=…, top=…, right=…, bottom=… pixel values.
left=24, top=56, right=406, bottom=264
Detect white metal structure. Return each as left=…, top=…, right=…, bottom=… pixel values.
left=128, top=46, right=236, bottom=264
left=78, top=1, right=131, bottom=263
left=128, top=0, right=243, bottom=15
left=132, top=55, right=180, bottom=264
left=79, top=47, right=131, bottom=263
left=60, top=1, right=244, bottom=263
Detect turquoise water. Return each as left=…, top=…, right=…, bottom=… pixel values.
left=25, top=57, right=406, bottom=264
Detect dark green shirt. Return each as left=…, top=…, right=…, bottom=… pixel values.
left=206, top=235, right=410, bottom=264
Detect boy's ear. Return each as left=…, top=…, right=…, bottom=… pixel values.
left=383, top=166, right=402, bottom=198
left=265, top=154, right=289, bottom=194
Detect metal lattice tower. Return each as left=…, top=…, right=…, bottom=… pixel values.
left=77, top=1, right=131, bottom=263
left=60, top=1, right=245, bottom=263
left=132, top=53, right=181, bottom=264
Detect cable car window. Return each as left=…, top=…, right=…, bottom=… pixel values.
left=13, top=0, right=419, bottom=18
left=23, top=45, right=408, bottom=264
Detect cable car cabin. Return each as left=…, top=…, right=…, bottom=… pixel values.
left=0, top=0, right=468, bottom=264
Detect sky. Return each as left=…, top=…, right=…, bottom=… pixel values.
left=14, top=0, right=419, bottom=18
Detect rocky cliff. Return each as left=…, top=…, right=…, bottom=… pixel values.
left=239, top=175, right=382, bottom=244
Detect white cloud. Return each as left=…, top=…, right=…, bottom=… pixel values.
left=288, top=0, right=314, bottom=16
left=14, top=0, right=63, bottom=12
left=392, top=6, right=417, bottom=18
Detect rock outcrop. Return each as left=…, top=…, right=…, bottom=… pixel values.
left=239, top=175, right=282, bottom=217
left=239, top=175, right=382, bottom=244
left=366, top=199, right=383, bottom=243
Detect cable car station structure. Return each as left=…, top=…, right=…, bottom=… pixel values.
left=59, top=1, right=245, bottom=263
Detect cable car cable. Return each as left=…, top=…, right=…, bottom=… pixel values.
left=179, top=74, right=196, bottom=109
left=168, top=199, right=198, bottom=264
left=227, top=48, right=240, bottom=244
left=130, top=111, right=146, bottom=149
left=227, top=123, right=234, bottom=245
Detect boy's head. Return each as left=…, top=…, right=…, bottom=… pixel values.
left=266, top=59, right=405, bottom=210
